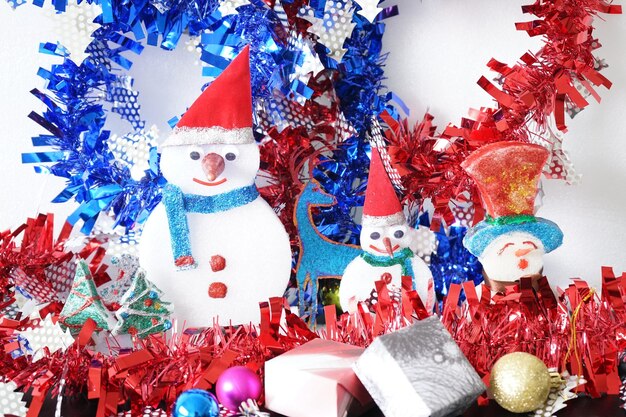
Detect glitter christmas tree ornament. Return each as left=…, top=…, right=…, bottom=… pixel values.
left=58, top=260, right=116, bottom=335
left=113, top=269, right=173, bottom=338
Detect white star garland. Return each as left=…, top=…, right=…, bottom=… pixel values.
left=184, top=35, right=203, bottom=66
left=355, top=0, right=383, bottom=23
left=299, top=0, right=357, bottom=62
left=19, top=315, right=75, bottom=362
left=107, top=230, right=141, bottom=258
left=11, top=268, right=57, bottom=304
left=218, top=0, right=251, bottom=17
left=45, top=257, right=77, bottom=303
left=273, top=0, right=290, bottom=30
left=543, top=129, right=581, bottom=185
left=531, top=372, right=585, bottom=417
left=287, top=32, right=325, bottom=92
left=409, top=226, right=437, bottom=263
left=0, top=381, right=28, bottom=417
left=528, top=121, right=581, bottom=185
left=367, top=117, right=404, bottom=190
left=0, top=297, right=19, bottom=319
left=107, top=125, right=159, bottom=180
left=44, top=1, right=100, bottom=62
left=237, top=398, right=270, bottom=416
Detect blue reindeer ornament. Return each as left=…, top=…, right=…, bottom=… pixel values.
left=294, top=181, right=361, bottom=321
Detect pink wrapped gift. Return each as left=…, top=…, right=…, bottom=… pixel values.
left=265, top=338, right=373, bottom=417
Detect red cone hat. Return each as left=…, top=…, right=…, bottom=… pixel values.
left=162, top=45, right=254, bottom=147
left=461, top=141, right=548, bottom=218
left=362, top=148, right=405, bottom=227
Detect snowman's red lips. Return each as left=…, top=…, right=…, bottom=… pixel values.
left=193, top=177, right=228, bottom=186
left=518, top=258, right=529, bottom=270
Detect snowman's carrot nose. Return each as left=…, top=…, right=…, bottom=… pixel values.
left=202, top=153, right=225, bottom=181
left=515, top=247, right=533, bottom=257
left=383, top=237, right=394, bottom=258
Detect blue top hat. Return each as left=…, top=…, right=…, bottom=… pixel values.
left=463, top=215, right=563, bottom=257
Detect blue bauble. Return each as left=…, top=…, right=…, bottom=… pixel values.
left=172, top=389, right=220, bottom=417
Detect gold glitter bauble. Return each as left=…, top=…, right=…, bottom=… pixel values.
left=489, top=352, right=551, bottom=413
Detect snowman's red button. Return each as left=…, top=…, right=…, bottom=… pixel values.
left=209, top=282, right=228, bottom=298
left=210, top=255, right=226, bottom=272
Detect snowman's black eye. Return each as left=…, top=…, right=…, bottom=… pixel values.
left=190, top=151, right=200, bottom=160
left=370, top=232, right=380, bottom=240
left=225, top=152, right=236, bottom=161
left=394, top=230, right=404, bottom=239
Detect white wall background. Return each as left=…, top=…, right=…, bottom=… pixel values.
left=0, top=0, right=624, bottom=290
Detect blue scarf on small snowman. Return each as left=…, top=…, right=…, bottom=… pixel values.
left=360, top=248, right=417, bottom=290
left=162, top=183, right=259, bottom=270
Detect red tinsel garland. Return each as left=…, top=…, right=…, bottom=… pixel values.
left=0, top=214, right=111, bottom=306
left=1, top=282, right=430, bottom=416
left=441, top=271, right=626, bottom=398
left=0, top=212, right=424, bottom=412
left=0, top=214, right=71, bottom=300
left=383, top=0, right=621, bottom=228
left=3, top=241, right=626, bottom=415
left=257, top=74, right=354, bottom=236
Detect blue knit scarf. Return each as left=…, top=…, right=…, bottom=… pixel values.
left=162, top=183, right=259, bottom=269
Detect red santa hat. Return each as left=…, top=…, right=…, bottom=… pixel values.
left=362, top=147, right=405, bottom=227
left=161, top=45, right=254, bottom=147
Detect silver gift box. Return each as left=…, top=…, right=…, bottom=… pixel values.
left=353, top=316, right=485, bottom=417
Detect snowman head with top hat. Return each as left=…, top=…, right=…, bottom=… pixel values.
left=160, top=46, right=258, bottom=196
left=360, top=148, right=413, bottom=257
left=461, top=141, right=563, bottom=284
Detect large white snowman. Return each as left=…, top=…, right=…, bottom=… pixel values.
left=340, top=148, right=434, bottom=312
left=140, top=47, right=292, bottom=327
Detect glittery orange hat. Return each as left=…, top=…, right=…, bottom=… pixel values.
left=461, top=141, right=548, bottom=218
left=461, top=141, right=563, bottom=256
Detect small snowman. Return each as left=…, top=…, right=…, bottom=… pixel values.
left=461, top=141, right=563, bottom=292
left=339, top=148, right=434, bottom=311
left=140, top=47, right=292, bottom=327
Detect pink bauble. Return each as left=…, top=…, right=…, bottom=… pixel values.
left=215, top=366, right=262, bottom=411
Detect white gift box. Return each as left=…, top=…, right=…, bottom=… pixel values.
left=265, top=338, right=373, bottom=417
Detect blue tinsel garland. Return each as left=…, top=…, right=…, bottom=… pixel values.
left=14, top=0, right=480, bottom=302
